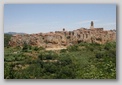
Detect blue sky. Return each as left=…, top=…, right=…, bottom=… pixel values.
left=4, top=4, right=116, bottom=34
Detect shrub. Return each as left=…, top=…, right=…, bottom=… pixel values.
left=4, top=34, right=12, bottom=47
left=38, top=51, right=58, bottom=60
left=95, top=51, right=104, bottom=59
left=44, top=63, right=57, bottom=73
left=4, top=56, right=15, bottom=62
left=60, top=49, right=67, bottom=53
left=59, top=54, right=72, bottom=66
left=33, top=46, right=39, bottom=51
left=67, top=45, right=79, bottom=51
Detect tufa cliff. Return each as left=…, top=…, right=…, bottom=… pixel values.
left=9, top=21, right=116, bottom=48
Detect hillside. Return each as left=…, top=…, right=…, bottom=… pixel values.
left=4, top=42, right=116, bottom=79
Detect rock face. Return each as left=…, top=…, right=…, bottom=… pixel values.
left=9, top=21, right=116, bottom=48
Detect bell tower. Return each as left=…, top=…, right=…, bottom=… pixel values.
left=90, top=21, right=94, bottom=29
left=63, top=28, right=65, bottom=31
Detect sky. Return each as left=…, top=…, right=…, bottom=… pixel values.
left=4, top=4, right=116, bottom=34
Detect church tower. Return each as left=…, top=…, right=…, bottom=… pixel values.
left=90, top=21, right=94, bottom=29
left=63, top=28, right=65, bottom=31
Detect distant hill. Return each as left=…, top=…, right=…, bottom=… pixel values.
left=5, top=32, right=26, bottom=35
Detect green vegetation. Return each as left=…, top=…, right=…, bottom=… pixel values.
left=4, top=34, right=12, bottom=47
left=4, top=34, right=116, bottom=79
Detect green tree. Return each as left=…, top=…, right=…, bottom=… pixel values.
left=4, top=34, right=12, bottom=47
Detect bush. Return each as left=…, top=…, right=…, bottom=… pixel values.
left=44, top=63, right=57, bottom=73
left=60, top=49, right=67, bottom=53
left=33, top=46, right=39, bottom=51
left=104, top=42, right=116, bottom=50
left=67, top=45, right=79, bottom=51
left=4, top=34, right=12, bottom=47
left=59, top=54, right=72, bottom=66
left=15, top=56, right=25, bottom=61
left=4, top=56, right=15, bottom=62
left=38, top=51, right=58, bottom=60
left=95, top=51, right=104, bottom=59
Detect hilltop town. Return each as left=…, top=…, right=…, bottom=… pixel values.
left=9, top=21, right=116, bottom=49
left=5, top=21, right=116, bottom=79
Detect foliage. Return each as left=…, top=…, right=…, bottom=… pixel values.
left=4, top=42, right=116, bottom=79
left=4, top=34, right=12, bottom=47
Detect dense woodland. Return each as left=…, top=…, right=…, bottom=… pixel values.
left=4, top=34, right=116, bottom=79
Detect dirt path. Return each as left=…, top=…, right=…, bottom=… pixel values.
left=45, top=47, right=67, bottom=51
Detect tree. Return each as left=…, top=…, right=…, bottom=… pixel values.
left=4, top=34, right=12, bottom=47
